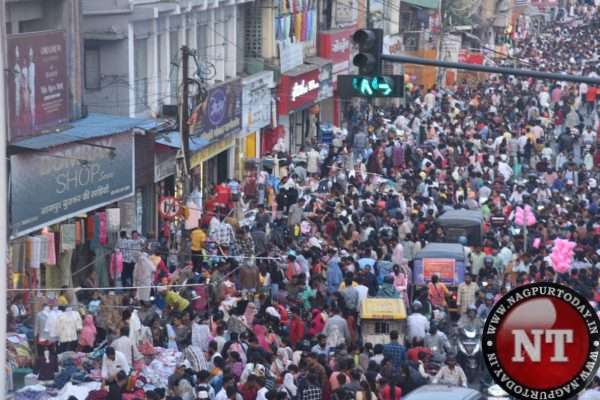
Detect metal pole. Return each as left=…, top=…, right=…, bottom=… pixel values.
left=381, top=54, right=600, bottom=85
left=0, top=0, right=8, bottom=394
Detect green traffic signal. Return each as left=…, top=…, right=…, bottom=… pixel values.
left=338, top=75, right=404, bottom=98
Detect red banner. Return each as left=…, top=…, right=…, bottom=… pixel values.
left=7, top=30, right=69, bottom=143
left=319, top=27, right=355, bottom=63
left=459, top=50, right=484, bottom=65
left=423, top=258, right=456, bottom=282
left=277, top=68, right=321, bottom=115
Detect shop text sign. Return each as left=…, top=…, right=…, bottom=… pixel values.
left=7, top=30, right=69, bottom=143
left=319, top=27, right=355, bottom=63
left=242, top=71, right=274, bottom=134
left=291, top=79, right=320, bottom=102
left=483, top=283, right=600, bottom=400
left=422, top=258, right=456, bottom=282
left=190, top=80, right=242, bottom=142
left=10, top=134, right=134, bottom=237
left=278, top=68, right=320, bottom=115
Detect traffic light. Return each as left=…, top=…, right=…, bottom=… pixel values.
left=337, top=75, right=404, bottom=98
left=352, top=29, right=384, bottom=75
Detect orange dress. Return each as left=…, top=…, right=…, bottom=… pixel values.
left=428, top=281, right=449, bottom=308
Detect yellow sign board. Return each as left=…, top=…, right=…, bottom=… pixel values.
left=360, top=298, right=407, bottom=320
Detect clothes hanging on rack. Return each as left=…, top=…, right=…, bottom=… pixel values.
left=38, top=235, right=49, bottom=265
left=87, top=216, right=95, bottom=241
left=29, top=236, right=42, bottom=269
left=107, top=208, right=121, bottom=232
left=11, top=239, right=27, bottom=273
left=75, top=221, right=82, bottom=245
left=98, top=212, right=108, bottom=246
left=61, top=224, right=76, bottom=251
left=58, top=249, right=73, bottom=288
left=45, top=231, right=57, bottom=265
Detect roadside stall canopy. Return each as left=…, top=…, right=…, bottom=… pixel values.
left=360, top=298, right=407, bottom=320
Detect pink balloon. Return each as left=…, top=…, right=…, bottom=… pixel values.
left=515, top=207, right=525, bottom=226
left=533, top=238, right=541, bottom=248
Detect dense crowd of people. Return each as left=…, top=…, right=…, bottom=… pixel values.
left=9, top=2, right=600, bottom=400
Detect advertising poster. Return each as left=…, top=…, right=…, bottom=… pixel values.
left=422, top=258, right=456, bottom=282
left=190, top=80, right=242, bottom=142
left=7, top=30, right=69, bottom=142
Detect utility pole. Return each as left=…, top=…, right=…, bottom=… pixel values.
left=436, top=0, right=445, bottom=88
left=0, top=0, right=8, bottom=396
left=180, top=45, right=191, bottom=178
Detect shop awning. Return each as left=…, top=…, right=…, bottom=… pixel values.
left=401, top=0, right=439, bottom=10
left=11, top=113, right=164, bottom=151
left=360, top=298, right=407, bottom=320
left=155, top=131, right=210, bottom=153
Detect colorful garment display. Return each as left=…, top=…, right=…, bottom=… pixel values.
left=106, top=208, right=121, bottom=232
left=28, top=237, right=42, bottom=269
left=98, top=212, right=108, bottom=246
left=60, top=225, right=76, bottom=251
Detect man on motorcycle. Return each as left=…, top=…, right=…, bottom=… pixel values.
left=424, top=322, right=451, bottom=364
left=458, top=305, right=483, bottom=332
left=432, top=355, right=468, bottom=387
left=478, top=255, right=498, bottom=283
left=407, top=301, right=430, bottom=344
left=477, top=292, right=495, bottom=321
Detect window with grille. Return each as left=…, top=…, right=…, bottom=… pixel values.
left=374, top=321, right=390, bottom=334
left=244, top=2, right=263, bottom=59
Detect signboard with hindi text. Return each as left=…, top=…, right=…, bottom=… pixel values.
left=10, top=133, right=134, bottom=238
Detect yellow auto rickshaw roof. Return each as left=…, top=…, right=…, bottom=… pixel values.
left=360, top=298, right=407, bottom=320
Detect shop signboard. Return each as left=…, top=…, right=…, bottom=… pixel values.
left=317, top=63, right=334, bottom=102
left=319, top=27, right=355, bottom=82
left=7, top=30, right=69, bottom=143
left=154, top=151, right=177, bottom=182
left=242, top=71, right=275, bottom=134
left=335, top=0, right=358, bottom=28
left=10, top=133, right=135, bottom=238
left=279, top=42, right=304, bottom=74
left=277, top=68, right=321, bottom=115
left=190, top=80, right=242, bottom=142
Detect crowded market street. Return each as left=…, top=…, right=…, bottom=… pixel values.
left=5, top=1, right=600, bottom=400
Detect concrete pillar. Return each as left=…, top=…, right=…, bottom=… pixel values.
left=128, top=22, right=135, bottom=117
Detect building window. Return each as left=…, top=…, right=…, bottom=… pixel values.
left=85, top=47, right=101, bottom=90
left=374, top=321, right=390, bottom=335
left=134, top=38, right=148, bottom=113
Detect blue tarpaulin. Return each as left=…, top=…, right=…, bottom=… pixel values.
left=12, top=113, right=164, bottom=150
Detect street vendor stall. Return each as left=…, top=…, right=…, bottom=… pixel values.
left=360, top=298, right=407, bottom=345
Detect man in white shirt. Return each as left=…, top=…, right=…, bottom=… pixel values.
left=432, top=356, right=468, bottom=387
left=407, top=301, right=430, bottom=344
left=111, top=326, right=140, bottom=367
left=101, top=346, right=130, bottom=382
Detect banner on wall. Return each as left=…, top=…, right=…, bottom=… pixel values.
left=10, top=133, right=135, bottom=238
left=190, top=80, right=242, bottom=142
left=242, top=71, right=275, bottom=134
left=7, top=30, right=69, bottom=143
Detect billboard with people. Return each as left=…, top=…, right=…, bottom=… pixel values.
left=7, top=30, right=69, bottom=142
